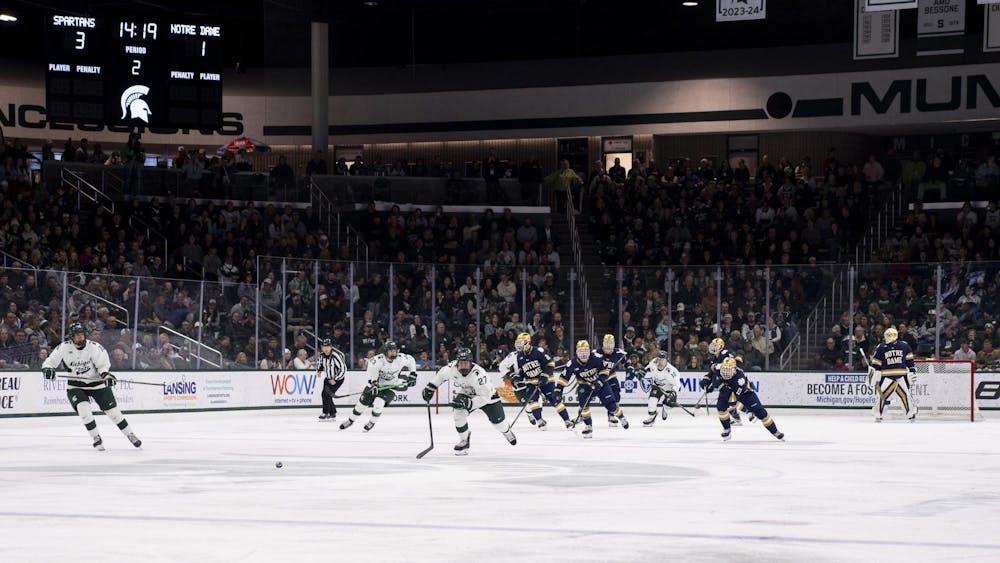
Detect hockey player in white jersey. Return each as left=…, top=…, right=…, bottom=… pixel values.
left=340, top=341, right=417, bottom=432
left=421, top=348, right=516, bottom=455
left=41, top=322, right=141, bottom=450
left=641, top=351, right=681, bottom=426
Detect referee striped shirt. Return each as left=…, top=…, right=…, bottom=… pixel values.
left=317, top=348, right=347, bottom=381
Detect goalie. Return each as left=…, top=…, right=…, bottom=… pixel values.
left=867, top=327, right=918, bottom=422
left=640, top=351, right=681, bottom=426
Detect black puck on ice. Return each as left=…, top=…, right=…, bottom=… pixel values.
left=275, top=461, right=283, bottom=468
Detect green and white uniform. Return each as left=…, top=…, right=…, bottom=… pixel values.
left=427, top=361, right=514, bottom=453
left=341, top=352, right=417, bottom=430
left=642, top=357, right=681, bottom=423
left=42, top=339, right=139, bottom=448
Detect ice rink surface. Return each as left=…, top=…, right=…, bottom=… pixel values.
left=1, top=405, right=998, bottom=563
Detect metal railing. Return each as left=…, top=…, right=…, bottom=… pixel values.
left=61, top=168, right=115, bottom=215
left=309, top=178, right=369, bottom=269
left=67, top=283, right=129, bottom=329
left=778, top=332, right=801, bottom=370
left=157, top=324, right=224, bottom=368
left=566, top=195, right=595, bottom=344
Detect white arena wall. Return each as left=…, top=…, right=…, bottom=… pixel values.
left=1, top=370, right=995, bottom=417
left=3, top=62, right=1000, bottom=145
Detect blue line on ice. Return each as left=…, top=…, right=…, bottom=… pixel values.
left=1, top=511, right=998, bottom=551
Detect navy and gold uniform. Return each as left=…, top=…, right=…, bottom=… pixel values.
left=868, top=327, right=917, bottom=421
left=566, top=341, right=629, bottom=437
left=703, top=338, right=748, bottom=423
left=708, top=357, right=784, bottom=442
left=593, top=334, right=636, bottom=424
left=515, top=332, right=572, bottom=430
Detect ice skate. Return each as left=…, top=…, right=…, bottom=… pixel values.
left=454, top=434, right=470, bottom=455
left=661, top=405, right=668, bottom=420
left=721, top=429, right=732, bottom=442
left=564, top=419, right=575, bottom=430
left=581, top=427, right=593, bottom=439
left=608, top=416, right=619, bottom=428
left=363, top=420, right=377, bottom=432
left=126, top=432, right=142, bottom=448
left=643, top=414, right=657, bottom=426
left=619, top=415, right=630, bottom=429
left=536, top=418, right=548, bottom=431
left=339, top=419, right=354, bottom=430
left=93, top=436, right=105, bottom=451
left=775, top=432, right=785, bottom=441
left=730, top=412, right=743, bottom=426
left=503, top=430, right=517, bottom=445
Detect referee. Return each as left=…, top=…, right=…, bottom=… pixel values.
left=316, top=338, right=347, bottom=420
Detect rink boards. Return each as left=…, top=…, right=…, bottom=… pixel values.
left=1, top=369, right=998, bottom=417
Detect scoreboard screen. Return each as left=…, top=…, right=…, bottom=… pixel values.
left=45, top=14, right=223, bottom=129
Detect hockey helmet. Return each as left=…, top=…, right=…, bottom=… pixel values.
left=720, top=356, right=738, bottom=377
left=455, top=347, right=473, bottom=375
left=709, top=337, right=725, bottom=356
left=655, top=350, right=669, bottom=368
left=68, top=322, right=86, bottom=348
left=516, top=332, right=532, bottom=353
left=602, top=334, right=615, bottom=354
left=576, top=340, right=591, bottom=361
left=883, top=327, right=898, bottom=344
left=384, top=340, right=399, bottom=361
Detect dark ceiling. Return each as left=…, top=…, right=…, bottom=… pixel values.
left=0, top=0, right=983, bottom=69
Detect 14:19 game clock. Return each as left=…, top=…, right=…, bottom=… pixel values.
left=45, top=14, right=224, bottom=129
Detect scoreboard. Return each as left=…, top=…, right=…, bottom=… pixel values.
left=45, top=14, right=223, bottom=129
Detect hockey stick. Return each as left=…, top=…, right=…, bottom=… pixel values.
left=504, top=385, right=541, bottom=433
left=55, top=374, right=163, bottom=388
left=415, top=401, right=434, bottom=459
left=333, top=383, right=410, bottom=399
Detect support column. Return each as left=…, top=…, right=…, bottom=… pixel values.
left=311, top=22, right=329, bottom=160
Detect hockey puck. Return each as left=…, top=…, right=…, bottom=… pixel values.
left=275, top=461, right=283, bottom=468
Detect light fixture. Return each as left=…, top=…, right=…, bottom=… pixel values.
left=363, top=1, right=379, bottom=6
left=0, top=13, right=17, bottom=22
left=682, top=1, right=698, bottom=6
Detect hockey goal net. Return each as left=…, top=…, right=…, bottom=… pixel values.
left=909, top=360, right=981, bottom=421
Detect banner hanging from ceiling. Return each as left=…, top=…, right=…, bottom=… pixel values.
left=986, top=3, right=1000, bottom=51
left=855, top=0, right=900, bottom=60
left=865, top=0, right=918, bottom=10
left=916, top=0, right=966, bottom=56
left=716, top=0, right=766, bottom=22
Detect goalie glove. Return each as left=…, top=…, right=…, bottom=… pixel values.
left=42, top=367, right=56, bottom=380
left=450, top=394, right=474, bottom=412
left=101, top=372, right=117, bottom=387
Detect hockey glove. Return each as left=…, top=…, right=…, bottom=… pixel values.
left=866, top=368, right=880, bottom=388
left=42, top=367, right=56, bottom=380
left=421, top=384, right=437, bottom=403
left=402, top=371, right=418, bottom=389
left=663, top=390, right=678, bottom=407
left=450, top=394, right=473, bottom=412
left=699, top=376, right=710, bottom=390
left=625, top=367, right=639, bottom=382
left=101, top=372, right=117, bottom=387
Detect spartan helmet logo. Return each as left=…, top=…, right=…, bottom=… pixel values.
left=120, top=85, right=152, bottom=122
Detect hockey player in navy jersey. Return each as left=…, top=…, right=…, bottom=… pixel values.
left=703, top=337, right=749, bottom=424
left=868, top=327, right=918, bottom=422
left=514, top=332, right=573, bottom=430
left=593, top=334, right=638, bottom=427
left=567, top=340, right=629, bottom=438
left=702, top=357, right=784, bottom=442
